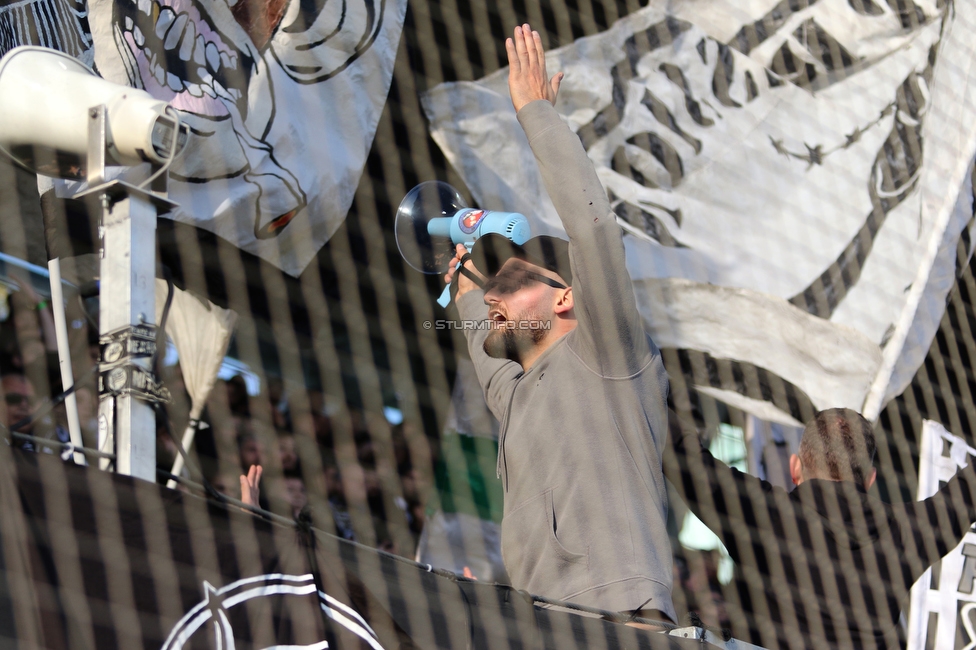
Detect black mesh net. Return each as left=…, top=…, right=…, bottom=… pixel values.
left=0, top=0, right=975, bottom=648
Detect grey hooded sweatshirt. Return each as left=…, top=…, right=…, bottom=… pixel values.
left=456, top=99, right=674, bottom=618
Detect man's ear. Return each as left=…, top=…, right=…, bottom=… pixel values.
left=553, top=286, right=574, bottom=315
left=864, top=467, right=877, bottom=491
left=789, top=454, right=803, bottom=486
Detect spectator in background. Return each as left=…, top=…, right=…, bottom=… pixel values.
left=666, top=408, right=976, bottom=649
left=283, top=475, right=308, bottom=519
left=225, top=374, right=250, bottom=418
left=278, top=433, right=300, bottom=475
left=390, top=423, right=412, bottom=476
left=397, top=464, right=425, bottom=542
left=1, top=373, right=36, bottom=446
left=354, top=430, right=383, bottom=512
left=674, top=549, right=731, bottom=632
left=8, top=275, right=57, bottom=371
left=2, top=370, right=69, bottom=459
left=267, top=376, right=290, bottom=431
left=307, top=388, right=332, bottom=448
left=49, top=402, right=73, bottom=452
left=207, top=387, right=242, bottom=473
left=349, top=417, right=414, bottom=556
left=391, top=423, right=426, bottom=541
left=323, top=457, right=356, bottom=541
left=210, top=471, right=240, bottom=499
left=237, top=428, right=266, bottom=473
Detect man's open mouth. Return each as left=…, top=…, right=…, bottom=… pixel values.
left=114, top=0, right=253, bottom=116
left=488, top=310, right=509, bottom=326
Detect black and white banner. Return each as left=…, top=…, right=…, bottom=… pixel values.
left=0, top=448, right=712, bottom=649
left=0, top=0, right=407, bottom=276
left=908, top=420, right=976, bottom=649
left=422, top=0, right=976, bottom=422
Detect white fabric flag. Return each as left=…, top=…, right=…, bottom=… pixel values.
left=422, top=0, right=976, bottom=422
left=155, top=279, right=236, bottom=421
left=907, top=420, right=976, bottom=650
left=154, top=279, right=236, bottom=485
left=2, top=0, right=407, bottom=276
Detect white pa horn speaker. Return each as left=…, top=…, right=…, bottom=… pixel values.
left=0, top=46, right=186, bottom=179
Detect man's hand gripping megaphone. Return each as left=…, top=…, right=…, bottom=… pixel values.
left=443, top=244, right=488, bottom=303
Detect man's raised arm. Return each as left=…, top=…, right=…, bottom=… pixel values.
left=507, top=25, right=650, bottom=377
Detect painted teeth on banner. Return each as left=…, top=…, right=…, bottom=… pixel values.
left=0, top=0, right=407, bottom=277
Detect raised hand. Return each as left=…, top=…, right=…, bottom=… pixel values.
left=240, top=464, right=262, bottom=506
left=506, top=23, right=563, bottom=113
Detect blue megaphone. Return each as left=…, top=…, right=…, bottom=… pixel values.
left=395, top=181, right=531, bottom=306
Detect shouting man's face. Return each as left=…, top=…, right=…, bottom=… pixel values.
left=482, top=260, right=563, bottom=365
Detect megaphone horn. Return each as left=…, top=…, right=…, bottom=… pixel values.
left=395, top=181, right=532, bottom=276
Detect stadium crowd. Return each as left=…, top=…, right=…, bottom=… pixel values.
left=0, top=275, right=426, bottom=559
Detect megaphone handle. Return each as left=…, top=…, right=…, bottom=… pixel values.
left=437, top=283, right=452, bottom=308
left=437, top=246, right=483, bottom=308
left=436, top=258, right=463, bottom=308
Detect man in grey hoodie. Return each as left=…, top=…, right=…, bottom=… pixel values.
left=444, top=24, right=674, bottom=623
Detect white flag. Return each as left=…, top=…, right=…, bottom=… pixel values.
left=2, top=0, right=407, bottom=277
left=907, top=420, right=976, bottom=649
left=422, top=0, right=976, bottom=422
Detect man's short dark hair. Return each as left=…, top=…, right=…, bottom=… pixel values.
left=470, top=234, right=572, bottom=285
left=798, top=408, right=876, bottom=485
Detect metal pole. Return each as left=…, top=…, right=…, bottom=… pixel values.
left=165, top=421, right=196, bottom=489
left=79, top=105, right=178, bottom=479
left=98, top=190, right=157, bottom=481
left=47, top=258, right=86, bottom=465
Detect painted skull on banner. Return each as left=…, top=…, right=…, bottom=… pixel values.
left=109, top=0, right=382, bottom=237
left=0, top=0, right=406, bottom=275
